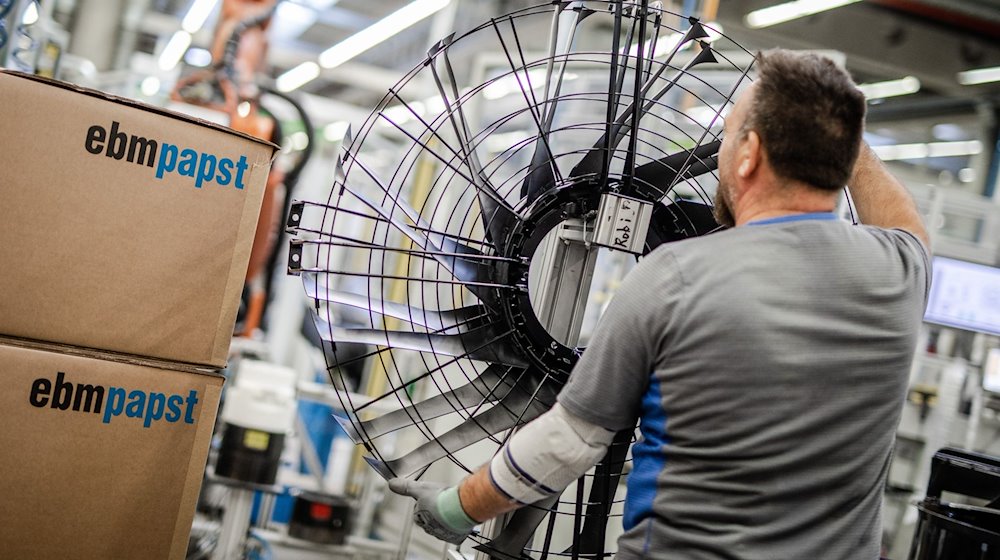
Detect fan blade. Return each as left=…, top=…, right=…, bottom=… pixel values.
left=339, top=183, right=501, bottom=308
left=334, top=151, right=437, bottom=237
left=570, top=37, right=717, bottom=182
left=312, top=314, right=527, bottom=367
left=301, top=272, right=486, bottom=331
left=428, top=34, right=520, bottom=248
left=364, top=377, right=558, bottom=478
left=336, top=365, right=514, bottom=443
left=563, top=429, right=633, bottom=556
left=474, top=495, right=561, bottom=560
left=667, top=197, right=719, bottom=234
left=646, top=198, right=719, bottom=252
left=631, top=139, right=720, bottom=197
left=519, top=2, right=593, bottom=204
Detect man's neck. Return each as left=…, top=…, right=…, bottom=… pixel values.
left=733, top=182, right=839, bottom=226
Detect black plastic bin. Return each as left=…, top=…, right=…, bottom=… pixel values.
left=907, top=447, right=1000, bottom=560
left=909, top=500, right=1000, bottom=559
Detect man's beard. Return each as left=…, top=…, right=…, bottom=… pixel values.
left=712, top=180, right=735, bottom=228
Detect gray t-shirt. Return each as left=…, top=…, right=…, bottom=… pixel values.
left=558, top=214, right=929, bottom=560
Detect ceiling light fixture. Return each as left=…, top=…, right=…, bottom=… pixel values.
left=324, top=121, right=350, bottom=143
left=276, top=61, right=321, bottom=92
left=273, top=0, right=339, bottom=40
left=957, top=65, right=1000, bottom=86
left=632, top=22, right=723, bottom=59
left=857, top=76, right=920, bottom=100
left=482, top=68, right=577, bottom=100
left=158, top=31, right=193, bottom=71
left=184, top=47, right=213, bottom=68
left=140, top=76, right=161, bottom=97
left=182, top=0, right=219, bottom=34
left=21, top=1, right=38, bottom=25
left=871, top=140, right=982, bottom=161
left=744, top=0, right=860, bottom=29
left=318, top=0, right=451, bottom=69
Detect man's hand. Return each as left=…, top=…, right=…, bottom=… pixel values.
left=388, top=478, right=478, bottom=545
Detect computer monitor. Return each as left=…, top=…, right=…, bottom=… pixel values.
left=924, top=256, right=1000, bottom=337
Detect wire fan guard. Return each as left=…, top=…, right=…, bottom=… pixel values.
left=287, top=2, right=755, bottom=557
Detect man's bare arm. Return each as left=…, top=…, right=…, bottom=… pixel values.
left=458, top=466, right=520, bottom=521
left=848, top=142, right=930, bottom=247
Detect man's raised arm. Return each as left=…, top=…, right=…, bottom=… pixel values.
left=848, top=142, right=930, bottom=247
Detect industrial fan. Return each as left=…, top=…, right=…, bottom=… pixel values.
left=286, top=1, right=755, bottom=557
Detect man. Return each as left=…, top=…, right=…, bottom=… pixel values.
left=390, top=49, right=929, bottom=559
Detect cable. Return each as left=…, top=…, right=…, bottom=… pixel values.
left=220, top=2, right=279, bottom=81
left=258, top=85, right=315, bottom=314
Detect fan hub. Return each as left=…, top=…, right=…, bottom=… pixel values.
left=499, top=183, right=603, bottom=381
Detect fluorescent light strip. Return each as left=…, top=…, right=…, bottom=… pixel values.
left=630, top=23, right=723, bottom=60
left=871, top=141, right=982, bottom=161
left=324, top=121, right=350, bottom=142
left=182, top=0, right=219, bottom=33
left=957, top=66, right=1000, bottom=86
left=319, top=0, right=451, bottom=69
left=158, top=31, right=193, bottom=71
left=184, top=47, right=213, bottom=68
left=22, top=1, right=38, bottom=25
left=277, top=61, right=321, bottom=92
left=745, top=0, right=860, bottom=29
left=857, top=76, right=920, bottom=100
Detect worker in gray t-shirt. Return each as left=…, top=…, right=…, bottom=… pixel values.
left=390, top=49, right=929, bottom=560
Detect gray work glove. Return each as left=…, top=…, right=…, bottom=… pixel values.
left=388, top=478, right=477, bottom=545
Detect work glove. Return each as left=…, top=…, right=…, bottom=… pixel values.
left=388, top=478, right=477, bottom=545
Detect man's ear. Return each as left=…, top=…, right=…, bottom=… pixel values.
left=737, top=130, right=761, bottom=178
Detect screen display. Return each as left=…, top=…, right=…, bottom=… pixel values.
left=925, top=256, right=1000, bottom=337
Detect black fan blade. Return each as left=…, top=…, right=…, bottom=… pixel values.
left=570, top=38, right=718, bottom=182
left=336, top=365, right=514, bottom=443
left=428, top=34, right=521, bottom=249
left=311, top=315, right=527, bottom=367
left=630, top=139, right=720, bottom=198
left=518, top=3, right=595, bottom=204
left=364, top=375, right=558, bottom=478
left=340, top=183, right=501, bottom=308
left=473, top=495, right=561, bottom=560
left=563, top=429, right=634, bottom=556
left=646, top=197, right=720, bottom=252
left=668, top=197, right=719, bottom=235
left=301, top=272, right=486, bottom=331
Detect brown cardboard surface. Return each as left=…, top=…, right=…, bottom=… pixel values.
left=0, top=71, right=276, bottom=367
left=0, top=342, right=223, bottom=560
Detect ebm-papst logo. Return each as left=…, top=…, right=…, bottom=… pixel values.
left=84, top=121, right=250, bottom=189
left=29, top=371, right=200, bottom=428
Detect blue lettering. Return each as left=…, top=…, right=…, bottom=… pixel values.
left=155, top=144, right=178, bottom=179
left=235, top=155, right=249, bottom=190
left=90, top=123, right=250, bottom=189
left=184, top=390, right=199, bottom=424
left=178, top=149, right=197, bottom=177
left=166, top=395, right=183, bottom=422
left=217, top=158, right=233, bottom=186
left=103, top=387, right=126, bottom=424
left=144, top=392, right=166, bottom=428
left=125, top=390, right=146, bottom=418
left=195, top=154, right=217, bottom=188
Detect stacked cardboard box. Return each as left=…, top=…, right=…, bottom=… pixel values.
left=0, top=71, right=276, bottom=559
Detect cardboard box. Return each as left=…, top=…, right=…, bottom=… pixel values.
left=0, top=71, right=276, bottom=367
left=0, top=339, right=223, bottom=560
